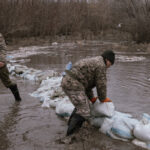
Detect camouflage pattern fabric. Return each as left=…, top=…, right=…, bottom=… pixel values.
left=61, top=75, right=90, bottom=118
left=0, top=33, right=14, bottom=88
left=61, top=56, right=107, bottom=118
left=0, top=65, right=14, bottom=88
left=0, top=33, right=7, bottom=63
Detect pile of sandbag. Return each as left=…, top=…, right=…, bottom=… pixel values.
left=90, top=99, right=150, bottom=149
left=8, top=63, right=74, bottom=117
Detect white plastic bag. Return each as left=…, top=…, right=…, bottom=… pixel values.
left=90, top=100, right=115, bottom=117
left=90, top=117, right=105, bottom=128
left=134, top=123, right=150, bottom=142
left=111, top=117, right=137, bottom=140
left=100, top=118, right=113, bottom=134
left=133, top=113, right=150, bottom=142
left=55, top=100, right=75, bottom=117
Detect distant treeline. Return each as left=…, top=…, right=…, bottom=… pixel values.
left=0, top=0, right=150, bottom=43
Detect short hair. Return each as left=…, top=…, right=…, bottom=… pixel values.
left=101, top=50, right=115, bottom=65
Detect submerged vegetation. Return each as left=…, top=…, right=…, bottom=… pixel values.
left=0, top=0, right=150, bottom=43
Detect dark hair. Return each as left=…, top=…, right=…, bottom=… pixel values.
left=101, top=50, right=115, bottom=65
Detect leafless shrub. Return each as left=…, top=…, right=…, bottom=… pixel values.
left=0, top=0, right=150, bottom=43
left=110, top=0, right=150, bottom=43
left=0, top=0, right=113, bottom=40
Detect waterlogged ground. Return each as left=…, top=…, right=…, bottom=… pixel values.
left=0, top=41, right=150, bottom=150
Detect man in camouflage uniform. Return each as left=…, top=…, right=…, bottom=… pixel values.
left=0, top=33, right=21, bottom=101
left=61, top=50, right=115, bottom=136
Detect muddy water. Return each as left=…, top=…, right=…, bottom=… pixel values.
left=26, top=43, right=150, bottom=117
left=0, top=41, right=150, bottom=150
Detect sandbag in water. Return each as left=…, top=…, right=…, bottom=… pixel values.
left=90, top=100, right=115, bottom=117
left=134, top=114, right=150, bottom=142
left=55, top=99, right=74, bottom=117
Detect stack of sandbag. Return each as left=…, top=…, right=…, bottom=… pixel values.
left=30, top=75, right=75, bottom=117
left=8, top=63, right=75, bottom=117
left=90, top=99, right=150, bottom=149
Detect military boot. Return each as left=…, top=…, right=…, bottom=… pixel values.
left=66, top=112, right=85, bottom=136
left=9, top=84, right=21, bottom=101
left=68, top=108, right=77, bottom=126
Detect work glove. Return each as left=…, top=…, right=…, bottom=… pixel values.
left=0, top=62, right=5, bottom=68
left=90, top=97, right=112, bottom=104
left=90, top=97, right=98, bottom=103
left=101, top=98, right=112, bottom=103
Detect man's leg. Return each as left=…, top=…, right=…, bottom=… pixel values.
left=0, top=65, right=21, bottom=101
left=61, top=75, right=90, bottom=135
left=9, top=84, right=21, bottom=101
left=64, top=90, right=90, bottom=136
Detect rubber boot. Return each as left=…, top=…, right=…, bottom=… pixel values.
left=66, top=112, right=85, bottom=136
left=68, top=108, right=77, bottom=126
left=9, top=84, right=21, bottom=101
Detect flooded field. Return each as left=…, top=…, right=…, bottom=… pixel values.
left=0, top=41, right=150, bottom=150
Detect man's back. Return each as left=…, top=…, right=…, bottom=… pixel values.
left=69, top=56, right=106, bottom=89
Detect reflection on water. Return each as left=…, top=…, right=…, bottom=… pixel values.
left=0, top=103, right=20, bottom=149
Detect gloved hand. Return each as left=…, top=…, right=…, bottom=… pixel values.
left=0, top=62, right=5, bottom=68
left=90, top=97, right=98, bottom=103
left=101, top=97, right=112, bottom=102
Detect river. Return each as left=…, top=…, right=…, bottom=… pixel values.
left=0, top=41, right=149, bottom=150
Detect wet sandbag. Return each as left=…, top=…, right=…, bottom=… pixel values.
left=90, top=100, right=115, bottom=117
left=134, top=114, right=150, bottom=142
left=100, top=117, right=113, bottom=134
left=49, top=97, right=66, bottom=108
left=111, top=117, right=138, bottom=140
left=90, top=117, right=105, bottom=128
left=55, top=99, right=75, bottom=117
left=134, top=124, right=150, bottom=142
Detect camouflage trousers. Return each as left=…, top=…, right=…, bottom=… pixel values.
left=61, top=75, right=90, bottom=119
left=0, top=65, right=14, bottom=88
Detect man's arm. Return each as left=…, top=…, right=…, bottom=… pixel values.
left=95, top=66, right=107, bottom=102
left=86, top=89, right=94, bottom=100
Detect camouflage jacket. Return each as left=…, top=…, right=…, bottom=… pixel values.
left=66, top=56, right=107, bottom=101
left=0, top=33, right=7, bottom=63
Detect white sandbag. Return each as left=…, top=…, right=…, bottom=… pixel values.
left=133, top=113, right=150, bottom=142
left=111, top=117, right=137, bottom=140
left=41, top=97, right=50, bottom=108
left=142, top=113, right=150, bottom=124
left=90, top=117, right=105, bottom=128
left=134, top=123, right=150, bottom=142
left=114, top=111, right=132, bottom=118
left=49, top=98, right=61, bottom=108
left=55, top=100, right=74, bottom=117
left=100, top=118, right=113, bottom=134
left=90, top=100, right=115, bottom=117
left=107, top=130, right=129, bottom=142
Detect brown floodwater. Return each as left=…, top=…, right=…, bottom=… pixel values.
left=0, top=41, right=150, bottom=150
